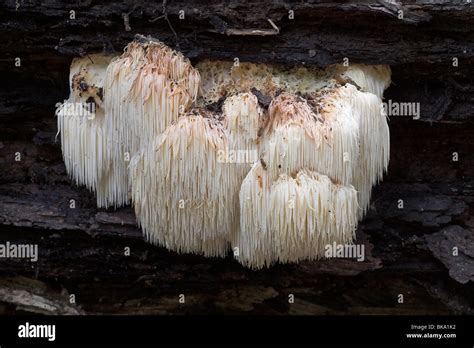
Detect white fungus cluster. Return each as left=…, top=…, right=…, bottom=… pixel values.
left=58, top=40, right=201, bottom=208
left=56, top=54, right=113, bottom=194
left=57, top=38, right=391, bottom=269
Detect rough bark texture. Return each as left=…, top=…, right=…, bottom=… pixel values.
left=0, top=0, right=473, bottom=314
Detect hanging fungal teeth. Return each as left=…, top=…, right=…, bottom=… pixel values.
left=235, top=165, right=358, bottom=269
left=221, top=93, right=265, bottom=242
left=269, top=171, right=358, bottom=266
left=260, top=91, right=360, bottom=186
left=336, top=84, right=390, bottom=218
left=100, top=39, right=201, bottom=208
left=57, top=53, right=114, bottom=194
left=223, top=92, right=263, bottom=152
left=129, top=111, right=236, bottom=257
left=336, top=64, right=392, bottom=98
left=58, top=39, right=392, bottom=268
left=235, top=161, right=273, bottom=268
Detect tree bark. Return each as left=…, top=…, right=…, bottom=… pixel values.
left=0, top=0, right=473, bottom=314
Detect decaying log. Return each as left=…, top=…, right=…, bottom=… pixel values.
left=0, top=0, right=473, bottom=314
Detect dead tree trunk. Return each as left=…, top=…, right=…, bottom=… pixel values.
left=0, top=0, right=473, bottom=314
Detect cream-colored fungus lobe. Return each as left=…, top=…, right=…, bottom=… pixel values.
left=129, top=111, right=237, bottom=257
left=57, top=54, right=114, bottom=195
left=58, top=38, right=391, bottom=268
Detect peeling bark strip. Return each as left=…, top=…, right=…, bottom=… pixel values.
left=2, top=1, right=473, bottom=68
left=0, top=0, right=473, bottom=314
left=1, top=1, right=473, bottom=121
left=208, top=18, right=280, bottom=36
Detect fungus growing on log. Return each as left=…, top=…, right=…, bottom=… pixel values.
left=58, top=39, right=201, bottom=208
left=196, top=60, right=335, bottom=102
left=56, top=53, right=114, bottom=194
left=129, top=111, right=237, bottom=257
left=336, top=84, right=390, bottom=218
left=336, top=64, right=392, bottom=98
left=101, top=39, right=200, bottom=208
left=57, top=37, right=391, bottom=268
left=259, top=90, right=359, bottom=186
left=223, top=92, right=263, bottom=153
left=236, top=164, right=358, bottom=269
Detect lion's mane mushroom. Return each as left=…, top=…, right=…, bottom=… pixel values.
left=57, top=53, right=114, bottom=195
left=129, top=110, right=237, bottom=257
left=196, top=60, right=335, bottom=103
left=58, top=38, right=392, bottom=269
left=221, top=93, right=265, bottom=230
left=336, top=64, right=392, bottom=98
left=100, top=39, right=200, bottom=208
left=220, top=65, right=390, bottom=268
left=236, top=163, right=358, bottom=269
left=233, top=87, right=362, bottom=269
left=336, top=84, right=390, bottom=218
left=223, top=92, right=263, bottom=153
left=259, top=91, right=360, bottom=186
